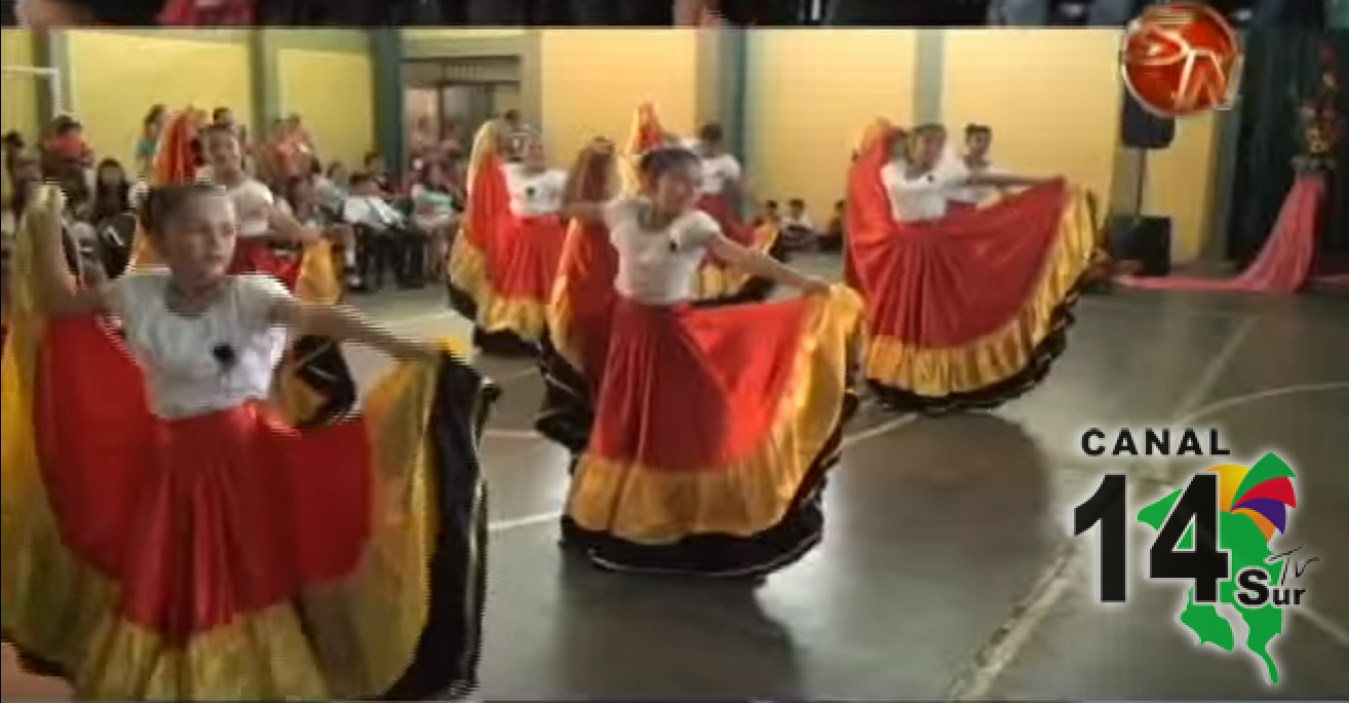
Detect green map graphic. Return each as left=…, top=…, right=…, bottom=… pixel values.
left=1138, top=490, right=1285, bottom=684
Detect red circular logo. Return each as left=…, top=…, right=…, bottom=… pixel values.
left=1122, top=2, right=1242, bottom=118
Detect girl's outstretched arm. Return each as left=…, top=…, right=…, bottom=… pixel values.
left=271, top=300, right=440, bottom=360
left=30, top=186, right=114, bottom=317
left=967, top=172, right=1056, bottom=189
left=707, top=235, right=830, bottom=295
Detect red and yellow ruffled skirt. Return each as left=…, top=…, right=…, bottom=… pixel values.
left=470, top=213, right=568, bottom=353
left=1, top=311, right=494, bottom=699
left=562, top=287, right=861, bottom=576
left=846, top=135, right=1096, bottom=412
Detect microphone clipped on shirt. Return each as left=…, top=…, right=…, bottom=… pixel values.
left=212, top=343, right=238, bottom=371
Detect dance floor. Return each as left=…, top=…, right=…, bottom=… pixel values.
left=5, top=253, right=1348, bottom=700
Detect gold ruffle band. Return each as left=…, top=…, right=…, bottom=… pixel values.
left=862, top=185, right=1097, bottom=402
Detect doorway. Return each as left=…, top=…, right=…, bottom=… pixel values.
left=402, top=56, right=523, bottom=164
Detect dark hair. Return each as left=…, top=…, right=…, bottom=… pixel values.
left=93, top=158, right=131, bottom=222
left=144, top=104, right=166, bottom=129
left=310, top=158, right=323, bottom=176
left=835, top=199, right=845, bottom=209
left=788, top=198, right=805, bottom=208
left=326, top=161, right=346, bottom=179
left=697, top=122, right=724, bottom=144
left=349, top=171, right=375, bottom=188
left=2, top=131, right=23, bottom=151
left=504, top=109, right=521, bottom=122
left=202, top=123, right=238, bottom=142
left=212, top=106, right=232, bottom=122
left=52, top=115, right=82, bottom=135
left=139, top=184, right=224, bottom=236
left=912, top=123, right=947, bottom=139
left=965, top=123, right=992, bottom=138
left=637, top=146, right=700, bottom=180
left=766, top=200, right=780, bottom=209
left=363, top=151, right=381, bottom=166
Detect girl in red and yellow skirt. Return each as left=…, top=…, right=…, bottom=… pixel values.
left=2, top=184, right=493, bottom=699
left=550, top=141, right=863, bottom=576
left=198, top=122, right=356, bottom=426
left=447, top=122, right=569, bottom=355
left=848, top=121, right=1097, bottom=412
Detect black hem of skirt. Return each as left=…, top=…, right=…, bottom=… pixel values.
left=534, top=333, right=595, bottom=455
left=472, top=326, right=539, bottom=357
left=382, top=356, right=497, bottom=700
left=866, top=275, right=1086, bottom=415
left=558, top=383, right=860, bottom=579
left=446, top=281, right=478, bottom=322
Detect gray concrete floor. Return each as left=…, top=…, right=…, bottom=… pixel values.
left=4, top=253, right=1348, bottom=700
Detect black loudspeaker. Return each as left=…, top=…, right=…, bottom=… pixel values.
left=1120, top=92, right=1176, bottom=149
left=1108, top=215, right=1172, bottom=277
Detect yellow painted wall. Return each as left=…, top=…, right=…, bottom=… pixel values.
left=403, top=28, right=527, bottom=41
left=2, top=29, right=42, bottom=202
left=1, top=29, right=41, bottom=144
left=1145, top=112, right=1221, bottom=262
left=65, top=30, right=252, bottom=172
left=277, top=47, right=375, bottom=171
left=943, top=29, right=1123, bottom=216
left=745, top=30, right=919, bottom=220
left=539, top=29, right=701, bottom=165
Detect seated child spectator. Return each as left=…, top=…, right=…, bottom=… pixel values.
left=781, top=197, right=818, bottom=251
left=818, top=199, right=845, bottom=252
left=342, top=172, right=425, bottom=290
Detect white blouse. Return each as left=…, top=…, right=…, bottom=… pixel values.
left=504, top=164, right=567, bottom=216
left=224, top=178, right=276, bottom=237
left=108, top=270, right=293, bottom=420
left=682, top=139, right=743, bottom=196
left=880, top=161, right=965, bottom=222
left=605, top=197, right=720, bottom=305
left=946, top=157, right=1004, bottom=206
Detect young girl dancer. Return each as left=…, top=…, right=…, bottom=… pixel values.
left=550, top=140, right=862, bottom=576
left=849, top=121, right=1097, bottom=412
left=945, top=123, right=1006, bottom=213
left=447, top=122, right=569, bottom=354
left=683, top=119, right=783, bottom=302
left=1, top=184, right=492, bottom=699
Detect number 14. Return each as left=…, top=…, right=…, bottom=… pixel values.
left=1074, top=474, right=1231, bottom=603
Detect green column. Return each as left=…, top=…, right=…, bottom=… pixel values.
left=723, top=28, right=749, bottom=163
left=371, top=28, right=406, bottom=171
left=249, top=29, right=281, bottom=139
left=914, top=29, right=945, bottom=124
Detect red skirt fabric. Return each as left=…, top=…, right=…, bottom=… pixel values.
left=492, top=213, right=568, bottom=301
left=229, top=239, right=302, bottom=291
left=591, top=298, right=808, bottom=470
left=33, top=318, right=370, bottom=645
left=946, top=200, right=978, bottom=214
left=697, top=194, right=757, bottom=248
left=853, top=184, right=1067, bottom=346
